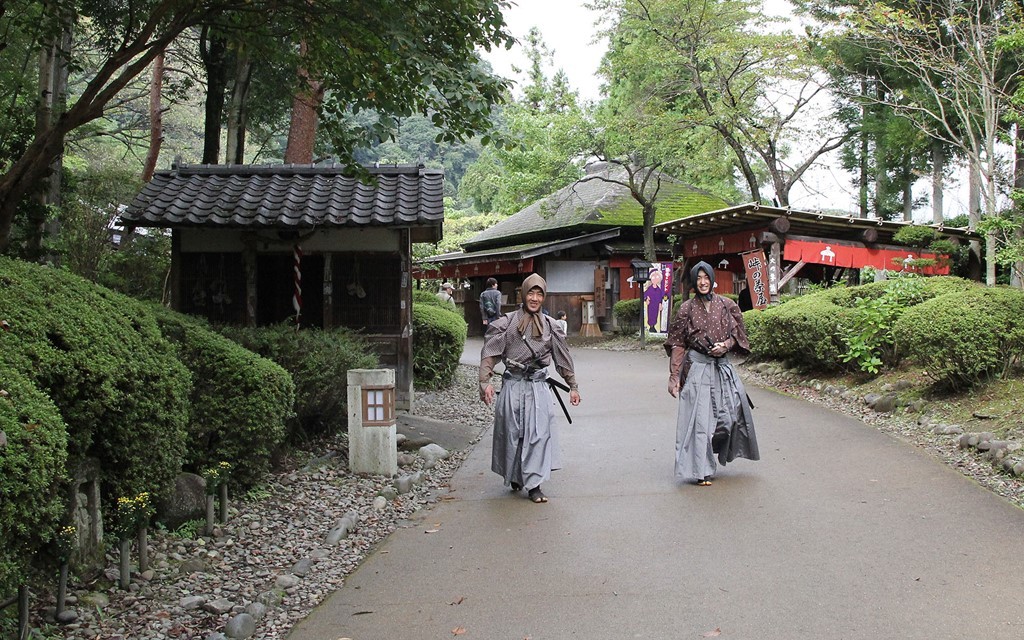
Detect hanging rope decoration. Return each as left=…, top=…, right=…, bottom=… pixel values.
left=293, top=244, right=302, bottom=328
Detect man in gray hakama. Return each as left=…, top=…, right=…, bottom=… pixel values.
left=665, top=261, right=759, bottom=485
left=480, top=274, right=581, bottom=503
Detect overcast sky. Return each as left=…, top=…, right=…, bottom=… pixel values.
left=481, top=1, right=976, bottom=220
left=482, top=0, right=607, bottom=102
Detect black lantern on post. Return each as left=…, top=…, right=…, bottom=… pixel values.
left=630, top=258, right=653, bottom=349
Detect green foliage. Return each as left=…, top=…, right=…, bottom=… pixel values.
left=613, top=297, right=642, bottom=334
left=412, top=301, right=467, bottom=390
left=152, top=307, right=294, bottom=488
left=748, top=276, right=978, bottom=373
left=892, top=226, right=938, bottom=248
left=746, top=290, right=857, bottom=371
left=112, top=492, right=155, bottom=540
left=840, top=275, right=925, bottom=374
left=0, top=256, right=191, bottom=504
left=895, top=287, right=1024, bottom=390
left=0, top=369, right=68, bottom=597
left=979, top=211, right=1024, bottom=284
left=220, top=323, right=376, bottom=442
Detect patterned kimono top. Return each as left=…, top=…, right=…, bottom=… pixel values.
left=664, top=294, right=750, bottom=382
left=479, top=309, right=578, bottom=394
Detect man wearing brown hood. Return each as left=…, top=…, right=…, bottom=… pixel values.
left=664, top=261, right=759, bottom=485
left=479, top=274, right=581, bottom=503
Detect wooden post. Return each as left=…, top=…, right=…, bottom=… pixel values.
left=137, top=526, right=148, bottom=573
left=170, top=230, right=182, bottom=310
left=118, top=539, right=131, bottom=589
left=218, top=482, right=229, bottom=523
left=397, top=229, right=413, bottom=411
left=205, top=494, right=216, bottom=535
left=17, top=584, right=29, bottom=640
left=56, top=562, right=69, bottom=616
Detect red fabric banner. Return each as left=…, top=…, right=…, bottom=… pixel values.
left=740, top=250, right=770, bottom=310
left=782, top=239, right=949, bottom=275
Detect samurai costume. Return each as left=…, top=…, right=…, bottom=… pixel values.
left=479, top=274, right=579, bottom=491
left=665, top=262, right=759, bottom=483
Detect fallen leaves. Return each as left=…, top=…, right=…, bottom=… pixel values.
left=702, top=628, right=722, bottom=637
left=449, top=596, right=465, bottom=606
left=452, top=626, right=467, bottom=635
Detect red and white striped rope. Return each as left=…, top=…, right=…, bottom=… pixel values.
left=292, top=244, right=302, bottom=326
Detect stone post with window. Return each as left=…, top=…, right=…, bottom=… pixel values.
left=347, top=369, right=397, bottom=476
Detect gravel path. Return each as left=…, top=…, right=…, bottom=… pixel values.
left=31, top=354, right=1024, bottom=639
left=36, top=365, right=493, bottom=640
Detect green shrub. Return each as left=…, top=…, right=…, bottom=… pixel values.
left=745, top=290, right=857, bottom=371
left=894, top=287, right=1024, bottom=390
left=0, top=369, right=68, bottom=597
left=826, top=276, right=975, bottom=308
left=839, top=275, right=926, bottom=374
left=0, top=257, right=191, bottom=504
left=151, top=307, right=295, bottom=489
left=220, top=324, right=377, bottom=441
left=413, top=301, right=467, bottom=389
left=413, top=287, right=451, bottom=309
left=613, top=297, right=642, bottom=333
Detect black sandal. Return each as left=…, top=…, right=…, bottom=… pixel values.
left=510, top=481, right=522, bottom=492
left=697, top=477, right=713, bottom=486
left=528, top=487, right=548, bottom=503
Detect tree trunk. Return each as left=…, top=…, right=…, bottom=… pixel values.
left=225, top=52, right=253, bottom=165
left=1013, top=124, right=1024, bottom=287
left=931, top=139, right=944, bottom=224
left=902, top=163, right=913, bottom=221
left=642, top=202, right=656, bottom=261
left=200, top=29, right=228, bottom=165
left=859, top=83, right=870, bottom=219
left=0, top=16, right=183, bottom=252
left=142, top=52, right=165, bottom=182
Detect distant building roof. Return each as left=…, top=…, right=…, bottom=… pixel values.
left=654, top=203, right=980, bottom=244
left=463, top=163, right=731, bottom=251
left=121, top=163, right=445, bottom=242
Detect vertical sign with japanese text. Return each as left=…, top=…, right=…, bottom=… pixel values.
left=740, top=249, right=770, bottom=310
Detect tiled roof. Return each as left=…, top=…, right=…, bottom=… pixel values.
left=121, top=163, right=445, bottom=229
left=463, top=163, right=730, bottom=251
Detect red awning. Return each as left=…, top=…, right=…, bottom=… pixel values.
left=783, top=238, right=949, bottom=274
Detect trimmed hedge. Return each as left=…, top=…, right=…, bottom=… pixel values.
left=746, top=277, right=979, bottom=373
left=0, top=369, right=68, bottom=597
left=413, top=301, right=467, bottom=389
left=0, top=257, right=191, bottom=503
left=745, top=292, right=857, bottom=371
left=894, top=287, right=1024, bottom=389
left=221, top=324, right=377, bottom=441
left=152, top=308, right=295, bottom=489
left=825, top=276, right=976, bottom=308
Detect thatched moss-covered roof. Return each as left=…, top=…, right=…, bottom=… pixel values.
left=463, top=163, right=730, bottom=251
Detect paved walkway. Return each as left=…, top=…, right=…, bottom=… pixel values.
left=290, top=339, right=1024, bottom=639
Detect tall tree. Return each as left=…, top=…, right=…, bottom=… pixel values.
left=594, top=0, right=853, bottom=206
left=0, top=0, right=515, bottom=253
left=821, top=0, right=1024, bottom=285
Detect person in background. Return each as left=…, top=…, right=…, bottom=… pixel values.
left=479, top=274, right=581, bottom=503
left=664, top=261, right=759, bottom=486
left=436, top=282, right=456, bottom=307
left=479, top=277, right=502, bottom=327
left=554, top=310, right=568, bottom=336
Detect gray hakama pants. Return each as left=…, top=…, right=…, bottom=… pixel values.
left=675, top=351, right=757, bottom=482
left=492, top=369, right=561, bottom=490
